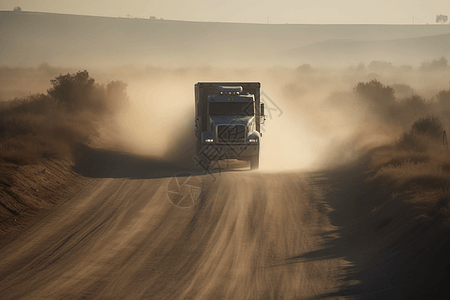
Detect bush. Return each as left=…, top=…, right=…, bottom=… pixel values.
left=420, top=57, right=448, bottom=72
left=47, top=70, right=128, bottom=114
left=48, top=71, right=100, bottom=113
left=391, top=84, right=415, bottom=99
left=411, top=116, right=443, bottom=139
left=437, top=89, right=450, bottom=109
left=354, top=79, right=395, bottom=107
left=353, top=79, right=397, bottom=123
left=393, top=95, right=430, bottom=125
left=397, top=116, right=443, bottom=152
left=368, top=61, right=393, bottom=72
left=0, top=71, right=128, bottom=164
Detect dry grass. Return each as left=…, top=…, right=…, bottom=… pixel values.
left=368, top=117, right=450, bottom=223
left=369, top=160, right=449, bottom=189
left=0, top=71, right=128, bottom=165
left=0, top=70, right=127, bottom=239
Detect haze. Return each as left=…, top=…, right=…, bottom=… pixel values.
left=1, top=0, right=449, bottom=24
left=2, top=0, right=450, bottom=297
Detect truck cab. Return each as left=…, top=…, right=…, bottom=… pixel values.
left=194, top=82, right=264, bottom=170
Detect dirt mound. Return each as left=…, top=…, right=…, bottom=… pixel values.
left=0, top=159, right=86, bottom=247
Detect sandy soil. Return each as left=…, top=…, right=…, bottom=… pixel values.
left=0, top=152, right=345, bottom=299
left=0, top=159, right=87, bottom=244
left=0, top=149, right=448, bottom=299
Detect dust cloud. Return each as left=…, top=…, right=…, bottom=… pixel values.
left=92, top=63, right=450, bottom=171
left=99, top=67, right=333, bottom=170
left=2, top=63, right=450, bottom=171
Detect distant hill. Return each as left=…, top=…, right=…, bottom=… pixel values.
left=286, top=32, right=450, bottom=66
left=1, top=11, right=450, bottom=67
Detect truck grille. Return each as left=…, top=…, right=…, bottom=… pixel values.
left=217, top=125, right=246, bottom=144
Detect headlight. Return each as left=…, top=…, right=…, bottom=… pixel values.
left=248, top=138, right=258, bottom=143
left=205, top=138, right=214, bottom=143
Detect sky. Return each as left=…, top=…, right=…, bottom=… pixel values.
left=1, top=0, right=449, bottom=24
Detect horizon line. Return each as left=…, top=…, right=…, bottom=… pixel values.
left=0, top=10, right=445, bottom=26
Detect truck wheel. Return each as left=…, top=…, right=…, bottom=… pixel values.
left=250, top=154, right=259, bottom=170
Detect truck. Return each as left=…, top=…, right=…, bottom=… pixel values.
left=194, top=82, right=265, bottom=170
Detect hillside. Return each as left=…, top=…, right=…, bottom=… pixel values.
left=288, top=32, right=450, bottom=66
left=1, top=11, right=450, bottom=67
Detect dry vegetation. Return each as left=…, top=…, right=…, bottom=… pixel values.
left=277, top=59, right=450, bottom=229
left=350, top=75, right=450, bottom=226
left=321, top=65, right=450, bottom=225
left=0, top=70, right=128, bottom=239
left=0, top=70, right=128, bottom=164
left=368, top=117, right=450, bottom=224
left=1, top=60, right=450, bottom=234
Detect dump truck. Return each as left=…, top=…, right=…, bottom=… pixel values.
left=194, top=82, right=265, bottom=170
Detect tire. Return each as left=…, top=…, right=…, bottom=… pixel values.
left=250, top=154, right=259, bottom=170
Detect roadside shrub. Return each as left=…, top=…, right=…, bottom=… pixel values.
left=392, top=94, right=430, bottom=125
left=411, top=116, right=443, bottom=139
left=46, top=70, right=128, bottom=114
left=370, top=149, right=430, bottom=170
left=436, top=89, right=450, bottom=112
left=0, top=71, right=128, bottom=164
left=354, top=79, right=395, bottom=107
left=354, top=79, right=397, bottom=123
left=397, top=116, right=443, bottom=152
left=437, top=89, right=450, bottom=102
left=391, top=84, right=415, bottom=99
left=0, top=94, right=56, bottom=119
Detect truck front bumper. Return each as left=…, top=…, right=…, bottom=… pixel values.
left=198, top=143, right=259, bottom=160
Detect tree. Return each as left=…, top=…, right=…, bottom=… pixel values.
left=420, top=56, right=448, bottom=71
left=13, top=6, right=21, bottom=12
left=47, top=70, right=128, bottom=114
left=353, top=79, right=397, bottom=123
left=368, top=61, right=393, bottom=72
left=436, top=14, right=448, bottom=24
left=354, top=79, right=395, bottom=106
left=47, top=70, right=97, bottom=112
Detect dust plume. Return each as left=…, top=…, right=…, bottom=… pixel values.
left=2, top=60, right=450, bottom=172
left=91, top=66, right=369, bottom=170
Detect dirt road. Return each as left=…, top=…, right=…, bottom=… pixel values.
left=0, top=154, right=349, bottom=299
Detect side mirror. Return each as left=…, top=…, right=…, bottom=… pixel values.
left=260, top=103, right=266, bottom=124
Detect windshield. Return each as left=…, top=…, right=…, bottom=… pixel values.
left=209, top=102, right=254, bottom=116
